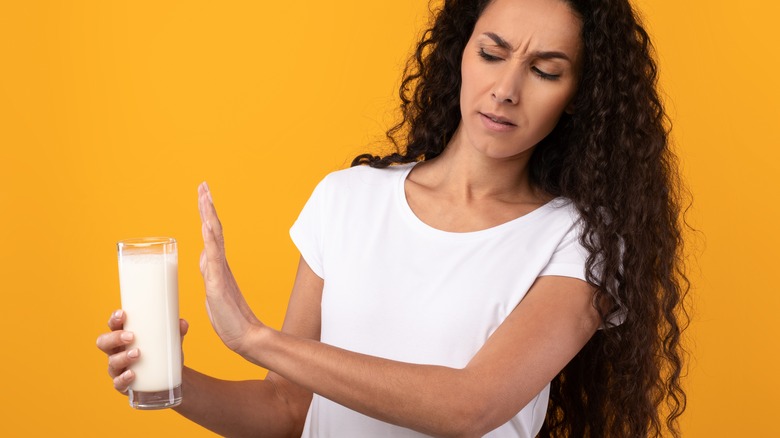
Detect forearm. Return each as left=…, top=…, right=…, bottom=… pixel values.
left=173, top=366, right=308, bottom=438
left=241, top=328, right=484, bottom=438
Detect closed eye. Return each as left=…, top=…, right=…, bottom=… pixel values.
left=479, top=48, right=561, bottom=81
left=532, top=67, right=560, bottom=81
left=478, top=48, right=501, bottom=62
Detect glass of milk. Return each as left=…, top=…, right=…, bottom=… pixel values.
left=117, top=237, right=182, bottom=409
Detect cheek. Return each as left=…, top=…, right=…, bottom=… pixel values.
left=459, top=70, right=472, bottom=110
left=528, top=89, right=571, bottom=127
left=459, top=56, right=484, bottom=109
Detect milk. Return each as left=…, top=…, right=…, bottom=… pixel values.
left=118, top=253, right=181, bottom=393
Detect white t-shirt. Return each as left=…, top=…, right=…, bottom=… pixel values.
left=290, top=162, right=591, bottom=437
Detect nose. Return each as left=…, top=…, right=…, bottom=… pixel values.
left=491, top=67, right=522, bottom=105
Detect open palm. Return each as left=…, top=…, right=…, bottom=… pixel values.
left=197, top=182, right=262, bottom=353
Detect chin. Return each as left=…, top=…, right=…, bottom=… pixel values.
left=473, top=138, right=535, bottom=161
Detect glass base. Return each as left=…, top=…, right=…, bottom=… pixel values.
left=128, top=385, right=182, bottom=410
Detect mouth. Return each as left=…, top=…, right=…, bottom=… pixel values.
left=479, top=112, right=516, bottom=126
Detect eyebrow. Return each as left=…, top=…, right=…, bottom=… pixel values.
left=482, top=32, right=572, bottom=62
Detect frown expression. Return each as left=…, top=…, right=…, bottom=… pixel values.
left=459, top=0, right=583, bottom=160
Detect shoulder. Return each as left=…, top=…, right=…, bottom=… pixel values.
left=547, top=197, right=578, bottom=215
left=316, top=162, right=416, bottom=193
left=537, top=197, right=583, bottom=232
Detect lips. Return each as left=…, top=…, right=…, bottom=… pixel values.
left=479, top=112, right=517, bottom=133
left=480, top=112, right=515, bottom=126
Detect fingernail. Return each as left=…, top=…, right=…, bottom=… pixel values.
left=122, top=370, right=134, bottom=380
left=207, top=190, right=213, bottom=204
left=120, top=332, right=134, bottom=342
left=204, top=181, right=210, bottom=192
left=127, top=348, right=139, bottom=358
left=113, top=309, right=123, bottom=319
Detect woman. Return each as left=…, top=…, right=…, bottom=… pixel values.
left=97, top=0, right=688, bottom=436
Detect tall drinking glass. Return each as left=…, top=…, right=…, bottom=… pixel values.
left=117, top=237, right=182, bottom=409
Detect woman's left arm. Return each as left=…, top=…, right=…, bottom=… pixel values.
left=253, top=275, right=598, bottom=437
left=198, top=184, right=600, bottom=438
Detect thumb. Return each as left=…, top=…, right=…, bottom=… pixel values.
left=205, top=299, right=214, bottom=325
left=179, top=318, right=189, bottom=365
left=180, top=318, right=189, bottom=337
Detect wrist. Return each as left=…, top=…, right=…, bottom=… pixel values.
left=235, top=323, right=275, bottom=366
left=173, top=366, right=197, bottom=414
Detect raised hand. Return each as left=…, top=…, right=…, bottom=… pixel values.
left=197, top=182, right=263, bottom=355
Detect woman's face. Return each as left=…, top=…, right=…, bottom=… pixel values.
left=458, top=0, right=583, bottom=160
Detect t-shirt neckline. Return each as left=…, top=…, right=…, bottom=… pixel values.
left=395, top=161, right=562, bottom=240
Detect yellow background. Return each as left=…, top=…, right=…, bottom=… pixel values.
left=0, top=0, right=777, bottom=436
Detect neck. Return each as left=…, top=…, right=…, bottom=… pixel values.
left=414, top=125, right=544, bottom=204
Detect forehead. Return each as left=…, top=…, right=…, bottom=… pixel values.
left=475, top=0, right=582, bottom=53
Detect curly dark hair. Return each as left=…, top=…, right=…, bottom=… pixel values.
left=352, top=0, right=690, bottom=436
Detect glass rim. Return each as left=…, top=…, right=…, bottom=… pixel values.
left=117, top=237, right=176, bottom=249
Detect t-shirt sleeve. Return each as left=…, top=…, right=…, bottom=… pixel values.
left=538, top=220, right=589, bottom=282
left=289, top=175, right=329, bottom=279
left=538, top=214, right=627, bottom=328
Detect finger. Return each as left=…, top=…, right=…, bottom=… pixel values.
left=198, top=184, right=209, bottom=228
left=202, top=220, right=225, bottom=269
left=180, top=318, right=189, bottom=337
left=198, top=193, right=225, bottom=267
left=107, top=348, right=140, bottom=378
left=113, top=369, right=135, bottom=394
left=199, top=249, right=207, bottom=275
left=96, top=330, right=134, bottom=355
left=200, top=183, right=224, bottom=247
left=197, top=183, right=207, bottom=224
left=107, top=309, right=126, bottom=331
left=197, top=183, right=217, bottom=231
